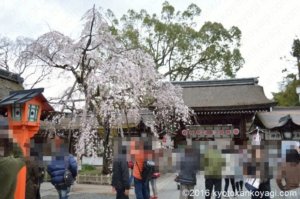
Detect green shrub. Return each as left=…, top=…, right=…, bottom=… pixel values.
left=81, top=164, right=96, bottom=171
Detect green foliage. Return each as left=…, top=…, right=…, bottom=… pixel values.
left=274, top=37, right=300, bottom=106
left=108, top=1, right=244, bottom=80
left=273, top=79, right=300, bottom=106
left=292, top=38, right=300, bottom=79
left=292, top=39, right=300, bottom=58
left=82, top=164, right=96, bottom=171
left=79, top=164, right=101, bottom=175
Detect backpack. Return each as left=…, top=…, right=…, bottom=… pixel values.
left=136, top=160, right=155, bottom=181
left=63, top=156, right=75, bottom=186
left=64, top=170, right=74, bottom=186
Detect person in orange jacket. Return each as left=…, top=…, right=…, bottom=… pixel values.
left=130, top=137, right=153, bottom=199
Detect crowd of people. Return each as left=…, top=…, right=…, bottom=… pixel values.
left=0, top=130, right=77, bottom=199
left=111, top=137, right=161, bottom=199
left=111, top=138, right=300, bottom=199
left=1, top=128, right=300, bottom=199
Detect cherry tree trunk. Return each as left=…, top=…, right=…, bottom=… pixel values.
left=102, top=119, right=112, bottom=175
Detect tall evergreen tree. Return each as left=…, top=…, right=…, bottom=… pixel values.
left=273, top=38, right=300, bottom=106
left=108, top=1, right=244, bottom=81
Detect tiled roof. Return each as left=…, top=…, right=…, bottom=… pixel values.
left=256, top=109, right=300, bottom=129
left=0, top=88, right=53, bottom=111
left=0, top=68, right=23, bottom=84
left=172, top=78, right=275, bottom=111
left=0, top=69, right=23, bottom=100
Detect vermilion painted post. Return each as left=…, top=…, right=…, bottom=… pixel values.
left=0, top=89, right=53, bottom=199
left=7, top=98, right=43, bottom=199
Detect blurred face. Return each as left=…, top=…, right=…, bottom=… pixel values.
left=54, top=137, right=63, bottom=148
left=130, top=140, right=145, bottom=156
left=51, top=136, right=68, bottom=155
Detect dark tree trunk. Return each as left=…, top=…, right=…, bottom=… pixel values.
left=102, top=118, right=111, bottom=175
left=297, top=57, right=300, bottom=80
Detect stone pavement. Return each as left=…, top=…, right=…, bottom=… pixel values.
left=41, top=173, right=300, bottom=199
left=41, top=173, right=175, bottom=199
left=41, top=182, right=135, bottom=199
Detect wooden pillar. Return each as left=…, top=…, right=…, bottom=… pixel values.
left=239, top=114, right=247, bottom=141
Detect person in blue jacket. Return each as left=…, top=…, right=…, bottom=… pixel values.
left=47, top=136, right=77, bottom=199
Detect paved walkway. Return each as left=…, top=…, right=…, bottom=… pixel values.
left=41, top=173, right=300, bottom=199
left=41, top=173, right=174, bottom=199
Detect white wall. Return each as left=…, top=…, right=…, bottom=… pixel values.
left=81, top=156, right=103, bottom=166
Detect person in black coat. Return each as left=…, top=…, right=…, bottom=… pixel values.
left=26, top=158, right=44, bottom=199
left=177, top=146, right=200, bottom=199
left=112, top=145, right=130, bottom=199
left=26, top=137, right=45, bottom=199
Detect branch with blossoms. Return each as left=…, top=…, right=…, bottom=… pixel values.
left=18, top=6, right=192, bottom=174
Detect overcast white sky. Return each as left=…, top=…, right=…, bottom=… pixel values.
left=1, top=0, right=300, bottom=99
